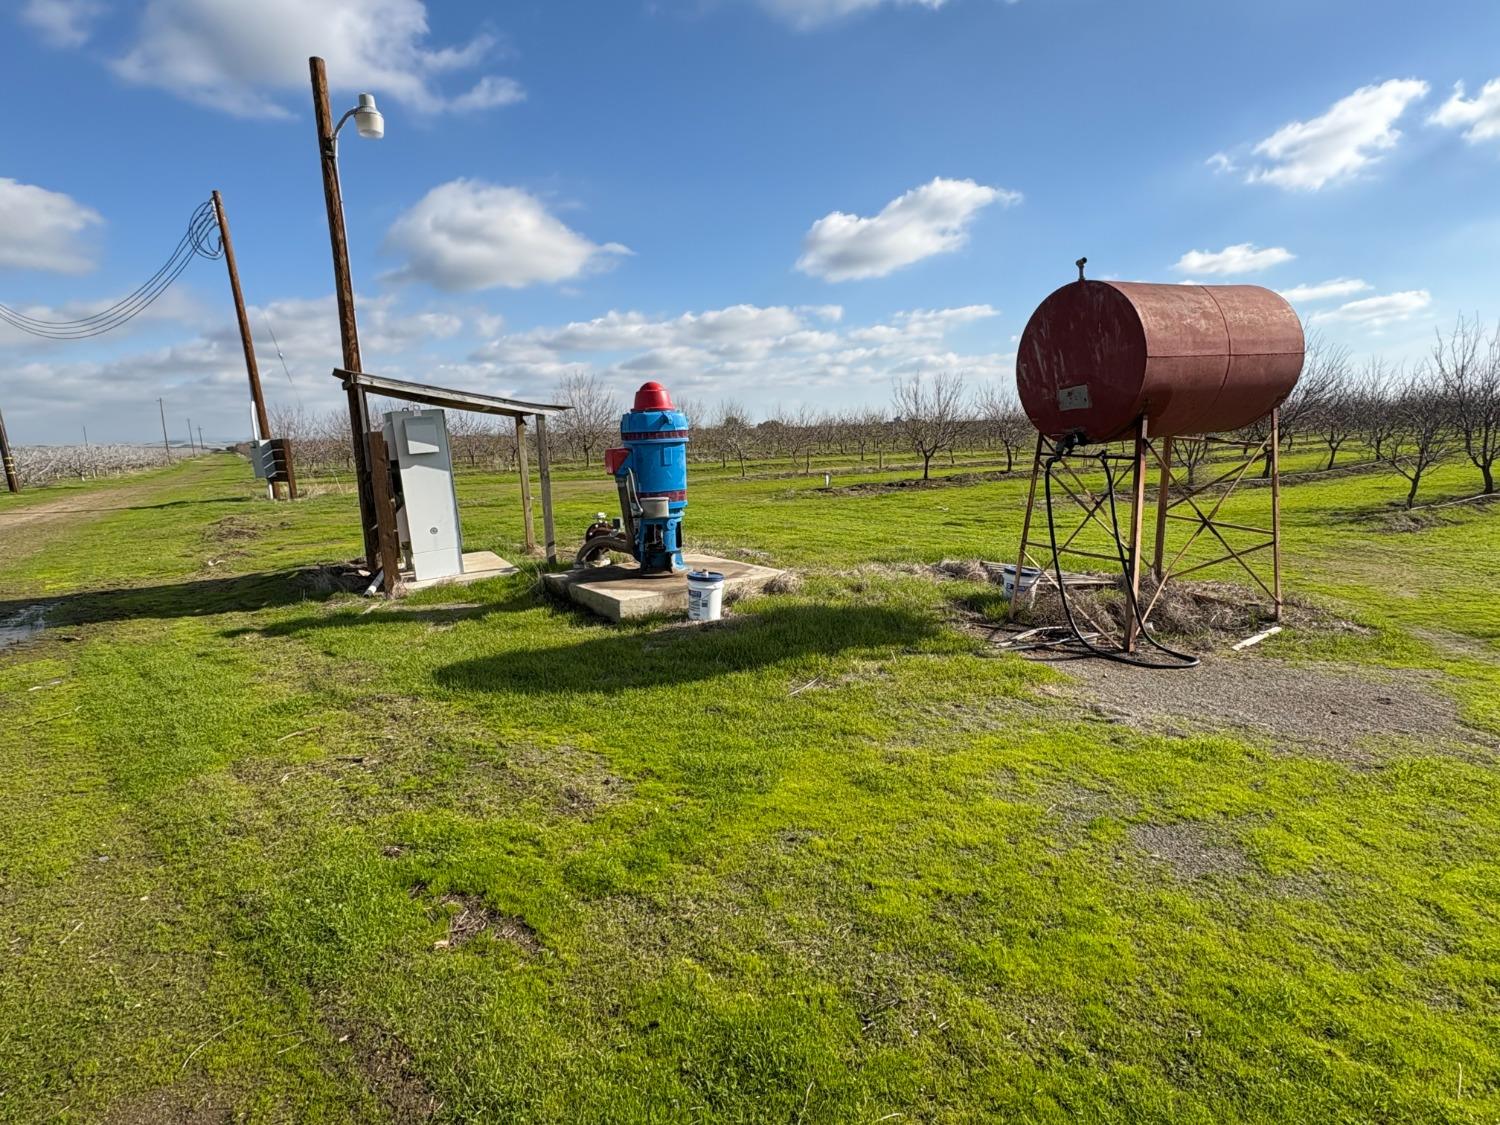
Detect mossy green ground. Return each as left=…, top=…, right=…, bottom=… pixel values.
left=1, top=452, right=1497, bottom=1122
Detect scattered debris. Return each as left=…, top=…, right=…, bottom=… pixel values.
left=1232, top=625, right=1282, bottom=651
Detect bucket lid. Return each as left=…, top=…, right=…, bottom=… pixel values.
left=687, top=570, right=725, bottom=582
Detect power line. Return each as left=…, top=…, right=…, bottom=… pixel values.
left=0, top=201, right=223, bottom=340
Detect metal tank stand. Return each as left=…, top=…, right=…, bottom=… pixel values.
left=1008, top=409, right=1283, bottom=656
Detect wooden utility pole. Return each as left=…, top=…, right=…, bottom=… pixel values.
left=198, top=425, right=205, bottom=452
left=210, top=191, right=273, bottom=451
left=310, top=56, right=377, bottom=566
left=158, top=398, right=172, bottom=460
left=0, top=406, right=19, bottom=493
left=187, top=418, right=195, bottom=454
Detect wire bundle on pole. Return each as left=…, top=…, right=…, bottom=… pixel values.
left=0, top=201, right=222, bottom=340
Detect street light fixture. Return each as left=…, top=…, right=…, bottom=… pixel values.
left=336, top=93, right=385, bottom=142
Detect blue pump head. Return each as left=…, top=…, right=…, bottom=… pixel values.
left=603, top=381, right=689, bottom=575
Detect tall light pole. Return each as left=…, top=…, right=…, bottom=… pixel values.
left=309, top=57, right=384, bottom=569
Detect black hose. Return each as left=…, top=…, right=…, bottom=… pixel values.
left=1039, top=436, right=1199, bottom=669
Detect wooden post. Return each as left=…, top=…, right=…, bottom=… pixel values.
left=1007, top=432, right=1045, bottom=620
left=366, top=431, right=401, bottom=595
left=1152, top=436, right=1173, bottom=579
left=271, top=438, right=300, bottom=500
left=210, top=192, right=273, bottom=454
left=310, top=57, right=377, bottom=567
left=1124, top=417, right=1150, bottom=653
left=535, top=414, right=557, bottom=564
left=1269, top=408, right=1283, bottom=621
left=0, top=406, right=19, bottom=493
left=158, top=398, right=172, bottom=460
left=515, top=415, right=535, bottom=553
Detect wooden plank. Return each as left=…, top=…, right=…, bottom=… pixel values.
left=366, top=432, right=401, bottom=596
left=535, top=414, right=557, bottom=564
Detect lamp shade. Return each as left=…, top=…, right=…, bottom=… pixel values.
left=354, top=93, right=384, bottom=139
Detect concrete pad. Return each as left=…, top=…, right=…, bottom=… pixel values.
left=543, top=553, right=786, bottom=622
left=404, top=550, right=517, bottom=591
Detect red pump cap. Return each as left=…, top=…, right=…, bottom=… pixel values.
left=632, top=381, right=674, bottom=411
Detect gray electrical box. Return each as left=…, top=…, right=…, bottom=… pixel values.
left=249, top=439, right=276, bottom=479
left=381, top=408, right=464, bottom=582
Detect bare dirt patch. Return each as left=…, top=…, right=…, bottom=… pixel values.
left=207, top=515, right=259, bottom=543
left=329, top=1018, right=442, bottom=1122
left=431, top=893, right=540, bottom=954
left=101, top=1084, right=235, bottom=1124
left=1037, top=652, right=1496, bottom=765
left=824, top=467, right=1024, bottom=496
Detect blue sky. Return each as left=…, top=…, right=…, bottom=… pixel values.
left=2, top=0, right=1499, bottom=444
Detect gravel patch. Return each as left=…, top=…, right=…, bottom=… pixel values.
left=1129, top=822, right=1251, bottom=880
left=1040, top=653, right=1496, bottom=765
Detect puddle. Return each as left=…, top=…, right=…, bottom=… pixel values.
left=0, top=605, right=47, bottom=650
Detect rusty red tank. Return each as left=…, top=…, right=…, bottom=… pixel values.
left=1015, top=280, right=1305, bottom=442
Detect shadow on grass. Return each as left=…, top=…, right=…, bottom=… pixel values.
left=0, top=568, right=355, bottom=629
left=228, top=586, right=540, bottom=640
left=432, top=603, right=939, bottom=695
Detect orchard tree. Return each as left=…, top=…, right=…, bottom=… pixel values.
left=555, top=371, right=619, bottom=468
left=892, top=372, right=968, bottom=481
left=1432, top=315, right=1500, bottom=494
left=1387, top=364, right=1453, bottom=509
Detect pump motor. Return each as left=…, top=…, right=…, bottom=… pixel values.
left=577, top=381, right=690, bottom=575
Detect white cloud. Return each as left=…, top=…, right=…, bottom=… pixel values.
left=1205, top=152, right=1235, bottom=174
left=757, top=0, right=948, bottom=31
left=383, top=180, right=630, bottom=292
left=1243, top=79, right=1430, bottom=190
left=19, top=0, right=103, bottom=47
left=0, top=178, right=103, bottom=274
left=447, top=76, right=526, bottom=112
left=796, top=177, right=1018, bottom=282
left=1429, top=79, right=1500, bottom=144
left=1172, top=243, right=1294, bottom=276
left=110, top=0, right=522, bottom=117
left=1277, top=278, right=1372, bottom=303
left=466, top=300, right=1008, bottom=409
left=1309, top=290, right=1431, bottom=327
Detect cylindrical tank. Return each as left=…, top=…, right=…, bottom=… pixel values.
left=1015, top=280, right=1305, bottom=442
left=617, top=381, right=689, bottom=574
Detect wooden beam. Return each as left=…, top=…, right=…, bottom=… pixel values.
left=515, top=416, right=535, bottom=553
left=535, top=414, right=557, bottom=564
left=1007, top=432, right=1045, bottom=620
left=334, top=369, right=569, bottom=418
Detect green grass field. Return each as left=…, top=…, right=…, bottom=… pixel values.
left=1, top=451, right=1497, bottom=1123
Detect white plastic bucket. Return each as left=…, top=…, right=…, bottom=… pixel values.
left=999, top=563, right=1042, bottom=598
left=686, top=570, right=726, bottom=622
